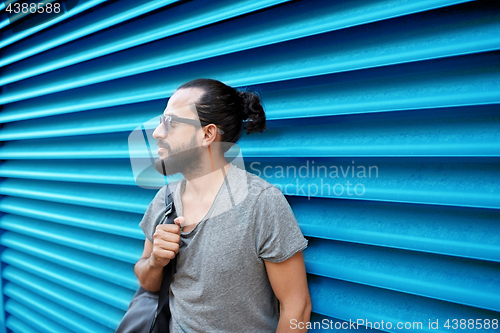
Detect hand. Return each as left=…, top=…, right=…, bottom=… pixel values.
left=149, top=217, right=185, bottom=268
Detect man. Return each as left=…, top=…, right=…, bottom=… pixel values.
left=134, top=79, right=311, bottom=332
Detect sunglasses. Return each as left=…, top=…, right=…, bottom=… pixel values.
left=160, top=115, right=225, bottom=135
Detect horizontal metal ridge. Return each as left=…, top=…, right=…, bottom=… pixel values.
left=290, top=195, right=500, bottom=262
left=308, top=275, right=500, bottom=332
left=0, top=178, right=156, bottom=213
left=304, top=238, right=500, bottom=312
left=2, top=248, right=134, bottom=310
left=249, top=157, right=500, bottom=209
left=1, top=50, right=498, bottom=123
left=0, top=99, right=164, bottom=140
left=6, top=314, right=43, bottom=333
left=0, top=102, right=498, bottom=145
left=4, top=283, right=114, bottom=333
left=0, top=0, right=287, bottom=68
left=1, top=102, right=499, bottom=157
left=5, top=300, right=71, bottom=333
left=0, top=232, right=139, bottom=289
left=1, top=0, right=478, bottom=94
left=0, top=159, right=138, bottom=185
left=239, top=106, right=500, bottom=157
left=0, top=196, right=144, bottom=239
left=0, top=214, right=143, bottom=264
left=1, top=0, right=290, bottom=86
left=0, top=0, right=180, bottom=64
left=3, top=266, right=124, bottom=329
left=0, top=0, right=105, bottom=50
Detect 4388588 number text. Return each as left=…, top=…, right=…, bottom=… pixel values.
left=444, top=319, right=498, bottom=330
left=6, top=2, right=61, bottom=14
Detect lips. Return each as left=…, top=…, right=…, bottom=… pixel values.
left=157, top=140, right=169, bottom=154
left=157, top=145, right=169, bottom=154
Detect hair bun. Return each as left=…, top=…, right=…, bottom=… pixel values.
left=238, top=91, right=267, bottom=134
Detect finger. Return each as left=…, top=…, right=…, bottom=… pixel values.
left=156, top=223, right=181, bottom=234
left=151, top=248, right=177, bottom=261
left=153, top=240, right=180, bottom=255
left=153, top=231, right=180, bottom=244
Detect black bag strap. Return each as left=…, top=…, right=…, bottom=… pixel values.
left=149, top=185, right=178, bottom=333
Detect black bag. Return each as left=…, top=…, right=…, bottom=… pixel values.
left=116, top=186, right=178, bottom=333
left=115, top=287, right=159, bottom=333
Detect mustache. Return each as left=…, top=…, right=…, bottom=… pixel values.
left=157, top=140, right=170, bottom=150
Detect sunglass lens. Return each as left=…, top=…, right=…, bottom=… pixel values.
left=160, top=116, right=169, bottom=133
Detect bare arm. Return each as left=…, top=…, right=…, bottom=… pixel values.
left=134, top=218, right=183, bottom=292
left=265, top=251, right=311, bottom=333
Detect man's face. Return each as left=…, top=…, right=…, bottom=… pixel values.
left=152, top=88, right=205, bottom=176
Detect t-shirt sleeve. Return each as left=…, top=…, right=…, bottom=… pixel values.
left=139, top=186, right=167, bottom=243
left=254, top=186, right=308, bottom=263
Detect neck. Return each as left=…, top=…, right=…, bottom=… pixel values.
left=184, top=161, right=231, bottom=199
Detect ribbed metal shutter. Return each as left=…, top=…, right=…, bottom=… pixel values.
left=1, top=0, right=499, bottom=332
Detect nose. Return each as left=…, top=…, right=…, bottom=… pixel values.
left=153, top=121, right=166, bottom=139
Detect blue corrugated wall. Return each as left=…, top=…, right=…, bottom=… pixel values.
left=0, top=0, right=499, bottom=332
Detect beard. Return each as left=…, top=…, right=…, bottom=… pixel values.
left=154, top=134, right=203, bottom=176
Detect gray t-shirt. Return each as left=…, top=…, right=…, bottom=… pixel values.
left=139, top=164, right=308, bottom=333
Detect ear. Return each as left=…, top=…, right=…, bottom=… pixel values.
left=201, top=124, right=218, bottom=147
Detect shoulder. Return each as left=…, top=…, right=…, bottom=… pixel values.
left=230, top=165, right=285, bottom=205
left=229, top=165, right=276, bottom=194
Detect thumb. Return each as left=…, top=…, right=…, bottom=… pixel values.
left=174, top=216, right=186, bottom=228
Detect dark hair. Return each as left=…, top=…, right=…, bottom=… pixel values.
left=177, top=78, right=266, bottom=144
